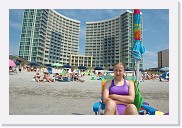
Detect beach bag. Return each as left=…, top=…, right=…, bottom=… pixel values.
left=133, top=81, right=144, bottom=112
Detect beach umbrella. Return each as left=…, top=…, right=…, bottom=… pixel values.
left=94, top=66, right=103, bottom=70
left=161, top=72, right=167, bottom=79
left=132, top=9, right=146, bottom=82
left=9, top=54, right=28, bottom=63
left=139, top=68, right=145, bottom=72
left=132, top=9, right=146, bottom=112
left=125, top=67, right=133, bottom=71
left=14, top=61, right=20, bottom=65
left=159, top=67, right=169, bottom=72
left=78, top=66, right=87, bottom=69
left=109, top=68, right=114, bottom=71
left=29, top=62, right=39, bottom=66
left=9, top=59, right=16, bottom=67
left=45, top=64, right=52, bottom=67
left=52, top=63, right=63, bottom=67
left=63, top=64, right=71, bottom=68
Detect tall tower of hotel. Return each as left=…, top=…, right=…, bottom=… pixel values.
left=19, top=9, right=80, bottom=64
left=85, top=10, right=143, bottom=69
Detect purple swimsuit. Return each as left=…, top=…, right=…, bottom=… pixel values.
left=109, top=79, right=129, bottom=115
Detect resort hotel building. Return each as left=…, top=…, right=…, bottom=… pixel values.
left=18, top=9, right=144, bottom=69
left=19, top=9, right=80, bottom=65
left=158, top=49, right=169, bottom=68
left=85, top=10, right=143, bottom=69
left=69, top=55, right=93, bottom=68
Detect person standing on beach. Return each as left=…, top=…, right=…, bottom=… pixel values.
left=103, top=62, right=138, bottom=115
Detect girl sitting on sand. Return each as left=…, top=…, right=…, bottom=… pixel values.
left=43, top=72, right=55, bottom=82
left=33, top=72, right=44, bottom=82
left=74, top=73, right=84, bottom=83
left=54, top=73, right=63, bottom=81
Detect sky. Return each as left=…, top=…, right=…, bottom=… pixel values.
left=9, top=9, right=169, bottom=70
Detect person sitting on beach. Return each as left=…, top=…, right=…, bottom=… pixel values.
left=43, top=67, right=48, bottom=74
left=54, top=73, right=63, bottom=81
left=19, top=66, right=22, bottom=73
left=62, top=70, right=70, bottom=81
left=54, top=71, right=69, bottom=81
left=103, top=62, right=138, bottom=115
left=69, top=68, right=76, bottom=81
left=43, top=72, right=55, bottom=82
left=74, top=73, right=84, bottom=83
left=97, top=72, right=103, bottom=80
left=9, top=66, right=13, bottom=72
left=33, top=72, right=44, bottom=82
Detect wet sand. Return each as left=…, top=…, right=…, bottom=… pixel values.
left=9, top=71, right=169, bottom=115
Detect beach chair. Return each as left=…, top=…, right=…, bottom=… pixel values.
left=61, top=70, right=66, bottom=76
left=9, top=68, right=18, bottom=74
left=92, top=75, right=157, bottom=115
left=47, top=68, right=52, bottom=74
left=57, top=77, right=70, bottom=82
left=159, top=72, right=169, bottom=82
left=56, top=70, right=70, bottom=82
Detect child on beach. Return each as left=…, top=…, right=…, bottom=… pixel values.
left=33, top=72, right=44, bottom=82
left=103, top=62, right=138, bottom=115
left=43, top=72, right=55, bottom=82
left=54, top=73, right=63, bottom=81
left=69, top=68, right=75, bottom=81
left=74, top=73, right=84, bottom=83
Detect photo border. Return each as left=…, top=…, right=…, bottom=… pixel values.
left=0, top=0, right=179, bottom=125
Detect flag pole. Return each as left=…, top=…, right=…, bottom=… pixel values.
left=136, top=60, right=140, bottom=82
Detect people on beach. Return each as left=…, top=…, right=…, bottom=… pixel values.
left=33, top=72, right=44, bottom=82
left=54, top=73, right=63, bottom=81
left=44, top=72, right=55, bottom=82
left=54, top=70, right=70, bottom=81
left=69, top=68, right=76, bottom=81
left=74, top=73, right=84, bottom=83
left=103, top=62, right=138, bottom=115
left=18, top=66, right=22, bottom=73
left=97, top=72, right=103, bottom=80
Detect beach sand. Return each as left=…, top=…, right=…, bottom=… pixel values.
left=9, top=71, right=169, bottom=115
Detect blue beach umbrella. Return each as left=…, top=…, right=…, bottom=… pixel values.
left=139, top=68, right=145, bottom=72
left=63, top=64, right=71, bottom=68
left=78, top=66, right=87, bottom=69
left=159, top=67, right=169, bottom=72
left=94, top=66, right=103, bottom=70
left=29, top=62, right=39, bottom=66
left=125, top=67, right=133, bottom=71
left=45, top=64, right=52, bottom=67
left=14, top=61, right=20, bottom=65
left=109, top=68, right=114, bottom=71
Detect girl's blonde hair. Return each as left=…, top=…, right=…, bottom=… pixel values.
left=114, top=62, right=125, bottom=69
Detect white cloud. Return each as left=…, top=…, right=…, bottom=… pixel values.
left=143, top=50, right=158, bottom=69
left=143, top=59, right=158, bottom=69
left=10, top=22, right=22, bottom=30
left=145, top=51, right=157, bottom=57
